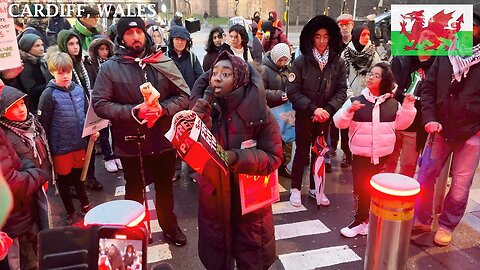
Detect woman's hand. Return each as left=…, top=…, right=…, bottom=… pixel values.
left=402, top=93, right=416, bottom=107
left=348, top=100, right=365, bottom=113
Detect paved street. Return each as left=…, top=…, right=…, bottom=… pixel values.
left=46, top=25, right=480, bottom=269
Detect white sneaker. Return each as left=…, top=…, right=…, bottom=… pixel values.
left=289, top=188, right=301, bottom=207
left=115, top=158, right=123, bottom=170
left=340, top=222, right=369, bottom=238
left=308, top=189, right=331, bottom=206
left=104, top=159, right=118, bottom=173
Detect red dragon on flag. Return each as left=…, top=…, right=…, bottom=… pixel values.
left=399, top=9, right=464, bottom=51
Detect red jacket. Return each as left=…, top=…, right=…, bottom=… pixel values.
left=262, top=27, right=289, bottom=52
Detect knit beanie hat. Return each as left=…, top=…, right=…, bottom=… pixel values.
left=19, top=33, right=41, bottom=52
left=116, top=17, right=147, bottom=44
left=270, top=43, right=291, bottom=64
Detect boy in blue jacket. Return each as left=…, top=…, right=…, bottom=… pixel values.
left=38, top=51, right=92, bottom=225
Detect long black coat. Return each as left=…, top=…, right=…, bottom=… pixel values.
left=18, top=51, right=52, bottom=113
left=197, top=65, right=282, bottom=270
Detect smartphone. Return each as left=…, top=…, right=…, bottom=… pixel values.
left=97, top=226, right=147, bottom=270
left=39, top=226, right=94, bottom=270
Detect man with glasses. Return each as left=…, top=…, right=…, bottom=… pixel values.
left=337, top=13, right=354, bottom=52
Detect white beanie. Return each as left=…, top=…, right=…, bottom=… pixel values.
left=270, top=43, right=291, bottom=64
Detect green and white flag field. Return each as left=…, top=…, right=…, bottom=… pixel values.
left=391, top=4, right=473, bottom=56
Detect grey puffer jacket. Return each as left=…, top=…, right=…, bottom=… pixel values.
left=261, top=52, right=290, bottom=108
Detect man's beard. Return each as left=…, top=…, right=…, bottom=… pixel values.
left=127, top=43, right=147, bottom=57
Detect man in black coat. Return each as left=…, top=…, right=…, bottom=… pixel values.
left=415, top=10, right=480, bottom=246
left=92, top=18, right=190, bottom=246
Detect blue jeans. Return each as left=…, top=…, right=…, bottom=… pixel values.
left=415, top=132, right=480, bottom=231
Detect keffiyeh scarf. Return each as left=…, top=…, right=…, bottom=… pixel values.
left=344, top=41, right=376, bottom=76
left=0, top=114, right=52, bottom=166
left=449, top=43, right=480, bottom=82
left=313, top=47, right=329, bottom=70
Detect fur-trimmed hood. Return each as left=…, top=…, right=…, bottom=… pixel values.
left=19, top=50, right=42, bottom=65
left=88, top=37, right=114, bottom=61
left=299, top=15, right=342, bottom=56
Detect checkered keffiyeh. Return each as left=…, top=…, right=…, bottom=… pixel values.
left=449, top=43, right=480, bottom=82
left=313, top=47, right=329, bottom=70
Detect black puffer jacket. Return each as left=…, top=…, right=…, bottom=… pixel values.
left=92, top=45, right=190, bottom=157
left=287, top=51, right=347, bottom=133
left=85, top=37, right=115, bottom=86
left=261, top=52, right=290, bottom=108
left=421, top=56, right=480, bottom=144
left=197, top=64, right=282, bottom=270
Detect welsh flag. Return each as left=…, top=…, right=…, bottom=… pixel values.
left=391, top=4, right=473, bottom=56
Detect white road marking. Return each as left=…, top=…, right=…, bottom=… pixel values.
left=147, top=243, right=172, bottom=263
left=278, top=184, right=287, bottom=193
left=272, top=201, right=307, bottom=215
left=145, top=220, right=162, bottom=233
left=275, top=220, right=330, bottom=240
left=147, top=199, right=155, bottom=210
left=278, top=245, right=362, bottom=270
left=115, top=185, right=150, bottom=197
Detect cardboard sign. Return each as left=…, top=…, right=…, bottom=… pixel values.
left=239, top=171, right=280, bottom=215
left=82, top=98, right=109, bottom=138
left=0, top=2, right=22, bottom=70
left=165, top=110, right=228, bottom=176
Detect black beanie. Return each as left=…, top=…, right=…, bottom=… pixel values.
left=116, top=17, right=147, bottom=44
left=19, top=33, right=41, bottom=52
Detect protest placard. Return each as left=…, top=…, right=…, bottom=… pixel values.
left=82, top=98, right=109, bottom=138
left=0, top=1, right=22, bottom=70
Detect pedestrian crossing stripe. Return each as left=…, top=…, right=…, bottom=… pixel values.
left=278, top=245, right=362, bottom=270
left=272, top=201, right=307, bottom=215
left=147, top=199, right=155, bottom=210
left=275, top=220, right=330, bottom=240
left=145, top=220, right=163, bottom=233
left=114, top=185, right=150, bottom=197
left=147, top=243, right=172, bottom=263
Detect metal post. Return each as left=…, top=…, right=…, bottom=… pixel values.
left=365, top=173, right=420, bottom=270
left=285, top=0, right=289, bottom=38
left=353, top=0, right=357, bottom=20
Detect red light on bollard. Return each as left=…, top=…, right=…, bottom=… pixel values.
left=365, top=173, right=421, bottom=270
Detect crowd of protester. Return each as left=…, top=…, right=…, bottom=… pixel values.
left=0, top=5, right=479, bottom=270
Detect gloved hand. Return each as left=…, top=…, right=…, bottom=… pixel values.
left=226, top=150, right=237, bottom=167
left=138, top=103, right=165, bottom=128
left=192, top=98, right=212, bottom=128
left=0, top=231, right=13, bottom=260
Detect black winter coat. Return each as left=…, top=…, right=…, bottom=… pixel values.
left=421, top=56, right=480, bottom=144
left=0, top=129, right=49, bottom=238
left=92, top=47, right=190, bottom=157
left=197, top=65, right=282, bottom=270
left=261, top=53, right=290, bottom=108
left=18, top=51, right=53, bottom=113
left=287, top=51, right=347, bottom=133
left=167, top=49, right=204, bottom=89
